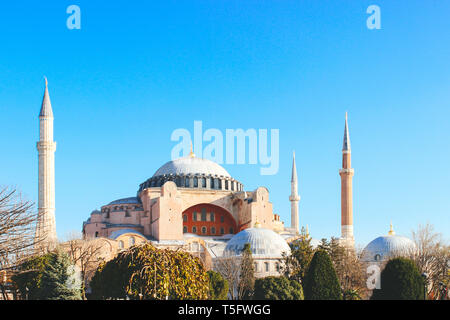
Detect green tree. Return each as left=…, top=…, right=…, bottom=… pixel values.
left=38, top=251, right=82, bottom=300
left=11, top=254, right=51, bottom=299
left=303, top=250, right=342, bottom=300
left=371, top=257, right=424, bottom=300
left=207, top=270, right=228, bottom=300
left=239, top=243, right=255, bottom=300
left=253, top=276, right=304, bottom=300
left=281, top=227, right=314, bottom=283
left=12, top=250, right=81, bottom=300
left=89, top=243, right=209, bottom=300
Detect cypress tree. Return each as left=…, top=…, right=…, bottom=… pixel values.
left=303, top=250, right=342, bottom=300
left=371, top=257, right=424, bottom=300
left=239, top=243, right=255, bottom=300
left=207, top=270, right=229, bottom=300
left=38, top=251, right=82, bottom=300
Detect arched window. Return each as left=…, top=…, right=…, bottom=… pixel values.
left=201, top=178, right=206, bottom=187
left=95, top=231, right=99, bottom=238
left=192, top=226, right=197, bottom=234
left=211, top=227, right=216, bottom=235
left=210, top=178, right=214, bottom=189
left=201, top=208, right=207, bottom=221
left=210, top=212, right=215, bottom=222
left=265, top=262, right=269, bottom=272
left=229, top=227, right=234, bottom=234
left=194, top=177, right=198, bottom=187
left=225, top=180, right=229, bottom=190
left=183, top=226, right=188, bottom=233
left=374, top=254, right=381, bottom=261
left=220, top=215, right=224, bottom=223
left=129, top=237, right=135, bottom=246
left=218, top=179, right=222, bottom=189
left=220, top=227, right=225, bottom=235
left=183, top=214, right=187, bottom=222
left=118, top=240, right=124, bottom=249
left=185, top=177, right=190, bottom=187
left=276, top=263, right=280, bottom=272
left=201, top=226, right=207, bottom=235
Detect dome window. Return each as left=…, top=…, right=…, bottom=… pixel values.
left=374, top=254, right=381, bottom=261
left=118, top=240, right=124, bottom=249
left=201, top=178, right=206, bottom=188
left=183, top=215, right=187, bottom=222
left=129, top=237, right=135, bottom=246
left=194, top=177, right=198, bottom=187
left=201, top=227, right=207, bottom=235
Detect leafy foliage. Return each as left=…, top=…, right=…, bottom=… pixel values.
left=281, top=227, right=314, bottom=283
left=207, top=270, right=228, bottom=300
left=371, top=257, right=424, bottom=300
left=12, top=250, right=81, bottom=300
left=303, top=250, right=342, bottom=300
left=89, top=243, right=209, bottom=300
left=253, top=276, right=303, bottom=300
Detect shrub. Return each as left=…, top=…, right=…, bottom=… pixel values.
left=303, top=250, right=342, bottom=300
left=253, top=276, right=303, bottom=300
left=371, top=257, right=424, bottom=300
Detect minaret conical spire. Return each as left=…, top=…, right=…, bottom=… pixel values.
left=39, top=77, right=53, bottom=118
left=289, top=151, right=300, bottom=234
left=343, top=111, right=351, bottom=152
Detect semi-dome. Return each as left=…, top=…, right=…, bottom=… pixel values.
left=224, top=225, right=291, bottom=258
left=361, top=224, right=416, bottom=262
left=153, top=156, right=231, bottom=178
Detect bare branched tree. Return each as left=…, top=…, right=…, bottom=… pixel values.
left=0, top=187, right=43, bottom=300
left=0, top=187, right=41, bottom=269
left=60, top=232, right=114, bottom=299
left=408, top=223, right=450, bottom=299
left=214, top=255, right=241, bottom=300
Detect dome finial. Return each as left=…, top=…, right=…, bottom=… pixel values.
left=189, top=141, right=195, bottom=158
left=44, top=76, right=48, bottom=87
left=388, top=222, right=395, bottom=236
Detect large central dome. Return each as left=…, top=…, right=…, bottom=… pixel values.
left=138, top=154, right=243, bottom=193
left=153, top=156, right=231, bottom=178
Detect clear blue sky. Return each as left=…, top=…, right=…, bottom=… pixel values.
left=0, top=1, right=449, bottom=247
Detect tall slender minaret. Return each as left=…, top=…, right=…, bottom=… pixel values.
left=289, top=151, right=300, bottom=234
left=339, top=112, right=354, bottom=248
left=35, top=77, right=57, bottom=248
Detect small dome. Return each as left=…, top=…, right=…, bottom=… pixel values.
left=153, top=156, right=231, bottom=178
left=224, top=227, right=291, bottom=258
left=108, top=197, right=140, bottom=205
left=362, top=226, right=416, bottom=262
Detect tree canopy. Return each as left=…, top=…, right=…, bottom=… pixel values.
left=253, top=276, right=303, bottom=300
left=89, top=243, right=209, bottom=300
left=371, top=257, right=425, bottom=300
left=207, top=270, right=229, bottom=300
left=303, top=250, right=342, bottom=300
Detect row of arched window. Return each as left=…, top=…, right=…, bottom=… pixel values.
left=139, top=175, right=243, bottom=192
left=254, top=261, right=281, bottom=273
left=183, top=225, right=233, bottom=235
left=118, top=236, right=136, bottom=249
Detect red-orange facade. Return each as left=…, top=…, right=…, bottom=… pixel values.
left=182, top=203, right=237, bottom=236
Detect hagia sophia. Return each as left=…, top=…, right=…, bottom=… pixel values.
left=35, top=79, right=416, bottom=279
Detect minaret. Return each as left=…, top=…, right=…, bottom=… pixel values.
left=289, top=151, right=300, bottom=234
left=339, top=112, right=354, bottom=248
left=35, top=77, right=57, bottom=249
